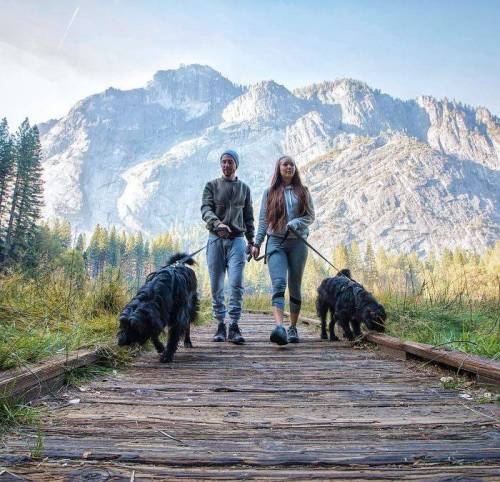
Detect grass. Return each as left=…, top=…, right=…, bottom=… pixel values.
left=382, top=298, right=499, bottom=359
left=0, top=398, right=46, bottom=438
left=0, top=269, right=129, bottom=371
left=0, top=268, right=215, bottom=372
left=29, top=424, right=44, bottom=460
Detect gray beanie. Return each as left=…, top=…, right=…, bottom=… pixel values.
left=220, top=149, right=239, bottom=168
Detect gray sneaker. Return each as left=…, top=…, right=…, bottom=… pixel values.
left=270, top=325, right=288, bottom=345
left=287, top=325, right=299, bottom=343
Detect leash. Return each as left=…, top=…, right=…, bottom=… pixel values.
left=176, top=235, right=221, bottom=265
left=145, top=235, right=222, bottom=282
left=253, top=226, right=348, bottom=276
left=254, top=229, right=290, bottom=263
left=287, top=226, right=340, bottom=271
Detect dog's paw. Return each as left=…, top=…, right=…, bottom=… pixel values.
left=329, top=335, right=340, bottom=342
left=160, top=352, right=174, bottom=363
left=321, top=334, right=328, bottom=340
left=184, top=340, right=193, bottom=348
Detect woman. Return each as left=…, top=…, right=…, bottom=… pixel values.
left=251, top=155, right=315, bottom=345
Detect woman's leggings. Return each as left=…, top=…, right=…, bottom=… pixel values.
left=266, top=235, right=308, bottom=313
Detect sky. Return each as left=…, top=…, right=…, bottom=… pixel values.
left=1, top=0, right=499, bottom=128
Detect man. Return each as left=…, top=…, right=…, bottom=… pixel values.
left=201, top=149, right=255, bottom=344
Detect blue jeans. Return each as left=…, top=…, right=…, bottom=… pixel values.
left=266, top=235, right=308, bottom=313
left=206, top=235, right=246, bottom=323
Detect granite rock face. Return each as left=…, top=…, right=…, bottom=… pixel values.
left=39, top=64, right=500, bottom=253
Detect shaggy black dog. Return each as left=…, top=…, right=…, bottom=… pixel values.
left=117, top=253, right=199, bottom=363
left=316, top=270, right=386, bottom=341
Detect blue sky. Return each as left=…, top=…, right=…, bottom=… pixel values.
left=1, top=0, right=499, bottom=127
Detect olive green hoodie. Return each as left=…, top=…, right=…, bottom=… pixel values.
left=201, top=177, right=255, bottom=243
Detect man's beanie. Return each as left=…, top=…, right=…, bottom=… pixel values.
left=220, top=149, right=239, bottom=169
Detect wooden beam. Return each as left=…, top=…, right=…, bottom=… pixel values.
left=365, top=333, right=500, bottom=383
left=0, top=349, right=102, bottom=405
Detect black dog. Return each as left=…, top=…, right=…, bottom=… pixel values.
left=316, top=270, right=386, bottom=341
left=117, top=253, right=199, bottom=363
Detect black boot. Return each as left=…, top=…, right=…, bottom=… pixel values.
left=270, top=325, right=288, bottom=345
left=213, top=321, right=227, bottom=342
left=287, top=325, right=299, bottom=343
left=228, top=322, right=245, bottom=344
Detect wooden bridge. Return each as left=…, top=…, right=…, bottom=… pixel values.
left=1, top=312, right=499, bottom=480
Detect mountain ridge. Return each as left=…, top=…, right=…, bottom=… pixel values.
left=38, top=64, right=500, bottom=254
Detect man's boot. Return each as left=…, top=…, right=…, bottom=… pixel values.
left=228, top=322, right=245, bottom=344
left=213, top=321, right=227, bottom=342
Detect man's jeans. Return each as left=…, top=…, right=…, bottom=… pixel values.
left=206, top=234, right=246, bottom=324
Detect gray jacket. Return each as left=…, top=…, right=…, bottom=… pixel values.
left=201, top=177, right=255, bottom=243
left=254, top=186, right=315, bottom=247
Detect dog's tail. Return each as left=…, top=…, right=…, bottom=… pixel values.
left=144, top=252, right=196, bottom=283
left=167, top=252, right=196, bottom=266
left=337, top=268, right=352, bottom=279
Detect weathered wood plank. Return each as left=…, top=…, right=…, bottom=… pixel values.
left=366, top=332, right=500, bottom=383
left=0, top=349, right=102, bottom=404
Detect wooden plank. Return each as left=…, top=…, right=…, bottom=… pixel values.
left=0, top=349, right=102, bottom=404
left=246, top=309, right=500, bottom=383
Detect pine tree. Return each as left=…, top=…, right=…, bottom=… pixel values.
left=375, top=246, right=390, bottom=292
left=86, top=225, right=108, bottom=277
left=4, top=120, right=44, bottom=265
left=348, top=241, right=362, bottom=279
left=332, top=244, right=349, bottom=271
left=53, top=218, right=72, bottom=249
left=75, top=233, right=86, bottom=252
left=150, top=232, right=175, bottom=269
left=364, top=241, right=378, bottom=288
left=106, top=226, right=120, bottom=267
left=124, top=232, right=137, bottom=283
left=0, top=118, right=13, bottom=234
left=133, top=232, right=145, bottom=287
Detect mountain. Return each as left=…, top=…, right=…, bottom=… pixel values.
left=39, top=64, right=500, bottom=254
left=305, top=134, right=498, bottom=255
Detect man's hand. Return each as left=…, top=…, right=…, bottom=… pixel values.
left=216, top=223, right=232, bottom=238
left=250, top=245, right=260, bottom=259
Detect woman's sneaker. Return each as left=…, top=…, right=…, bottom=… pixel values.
left=287, top=325, right=299, bottom=343
left=270, top=325, right=288, bottom=345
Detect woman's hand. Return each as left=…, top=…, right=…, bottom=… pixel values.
left=251, top=245, right=260, bottom=259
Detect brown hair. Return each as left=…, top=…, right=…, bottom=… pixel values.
left=265, top=155, right=310, bottom=232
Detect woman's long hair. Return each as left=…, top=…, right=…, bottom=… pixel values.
left=266, top=155, right=310, bottom=232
